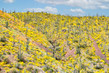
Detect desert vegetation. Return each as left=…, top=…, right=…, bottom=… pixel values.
left=0, top=10, right=109, bottom=73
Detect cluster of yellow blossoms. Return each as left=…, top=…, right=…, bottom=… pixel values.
left=0, top=10, right=109, bottom=72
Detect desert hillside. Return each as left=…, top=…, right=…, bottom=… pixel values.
left=0, top=10, right=109, bottom=73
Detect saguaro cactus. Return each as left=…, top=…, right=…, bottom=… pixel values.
left=106, top=24, right=108, bottom=31
left=26, top=37, right=29, bottom=51
left=26, top=27, right=28, bottom=36
left=18, top=44, right=22, bottom=59
left=12, top=35, right=15, bottom=47
left=92, top=28, right=93, bottom=34
left=18, top=43, right=25, bottom=62
left=2, top=8, right=4, bottom=13
left=6, top=21, right=9, bottom=28
left=76, top=46, right=81, bottom=55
